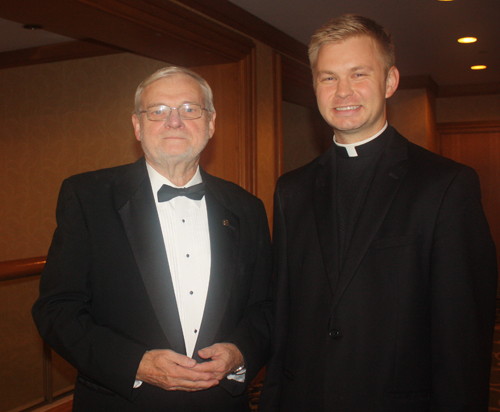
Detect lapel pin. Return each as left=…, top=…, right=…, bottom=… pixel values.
left=223, top=219, right=229, bottom=226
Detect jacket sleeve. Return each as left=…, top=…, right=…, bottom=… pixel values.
left=220, top=197, right=273, bottom=396
left=257, top=182, right=289, bottom=411
left=32, top=178, right=148, bottom=401
left=429, top=166, right=497, bottom=411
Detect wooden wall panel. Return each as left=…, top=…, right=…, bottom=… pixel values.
left=254, top=43, right=282, bottom=225
left=194, top=59, right=253, bottom=191
left=194, top=45, right=281, bottom=223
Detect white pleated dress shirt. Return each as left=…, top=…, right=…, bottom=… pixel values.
left=147, top=162, right=211, bottom=359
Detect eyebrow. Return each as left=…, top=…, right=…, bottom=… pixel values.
left=146, top=101, right=201, bottom=108
left=349, top=65, right=375, bottom=72
left=316, top=65, right=375, bottom=77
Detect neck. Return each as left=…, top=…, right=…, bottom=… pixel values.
left=334, top=121, right=388, bottom=145
left=147, top=157, right=200, bottom=186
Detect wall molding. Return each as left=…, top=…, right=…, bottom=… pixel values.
left=437, top=120, right=500, bottom=134
left=0, top=40, right=122, bottom=70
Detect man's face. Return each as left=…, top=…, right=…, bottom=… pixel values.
left=132, top=74, right=215, bottom=170
left=313, top=35, right=399, bottom=144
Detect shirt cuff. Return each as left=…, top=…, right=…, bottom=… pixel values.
left=227, top=367, right=246, bottom=383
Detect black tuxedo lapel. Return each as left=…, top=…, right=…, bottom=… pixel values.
left=193, top=173, right=240, bottom=358
left=114, top=158, right=186, bottom=354
left=331, top=131, right=410, bottom=310
left=313, top=148, right=339, bottom=295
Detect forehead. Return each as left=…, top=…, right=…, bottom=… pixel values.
left=316, top=36, right=384, bottom=70
left=141, top=74, right=204, bottom=105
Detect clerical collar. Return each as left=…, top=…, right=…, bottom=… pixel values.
left=334, top=122, right=388, bottom=158
left=146, top=161, right=203, bottom=199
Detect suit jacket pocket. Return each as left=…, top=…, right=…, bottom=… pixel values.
left=77, top=375, right=116, bottom=396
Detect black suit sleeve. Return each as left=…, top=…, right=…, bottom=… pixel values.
left=257, top=182, right=289, bottom=411
left=429, top=167, right=497, bottom=410
left=221, top=197, right=273, bottom=395
left=32, top=178, right=147, bottom=401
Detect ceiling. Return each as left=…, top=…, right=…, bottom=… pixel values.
left=0, top=18, right=73, bottom=53
left=0, top=0, right=499, bottom=89
left=227, top=0, right=500, bottom=87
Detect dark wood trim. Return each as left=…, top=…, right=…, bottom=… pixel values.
left=79, top=0, right=254, bottom=62
left=274, top=53, right=284, bottom=180
left=30, top=396, right=73, bottom=412
left=437, top=120, right=500, bottom=134
left=179, top=0, right=309, bottom=66
left=0, top=40, right=122, bottom=70
left=240, top=51, right=257, bottom=195
left=281, top=55, right=316, bottom=110
left=0, top=0, right=254, bottom=68
left=0, top=255, right=45, bottom=282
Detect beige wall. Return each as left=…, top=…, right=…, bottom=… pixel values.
left=283, top=88, right=500, bottom=170
left=0, top=53, right=167, bottom=262
left=436, top=93, right=500, bottom=123
left=387, top=88, right=437, bottom=151
left=282, top=101, right=331, bottom=173
left=0, top=52, right=170, bottom=412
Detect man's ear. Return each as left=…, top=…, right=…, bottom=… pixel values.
left=385, top=66, right=400, bottom=99
left=208, top=111, right=216, bottom=140
left=132, top=114, right=142, bottom=142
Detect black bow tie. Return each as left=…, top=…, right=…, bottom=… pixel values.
left=157, top=182, right=206, bottom=202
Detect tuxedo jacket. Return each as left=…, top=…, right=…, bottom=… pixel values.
left=259, top=126, right=497, bottom=412
left=32, top=157, right=272, bottom=412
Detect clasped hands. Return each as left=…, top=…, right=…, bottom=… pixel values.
left=136, top=342, right=244, bottom=392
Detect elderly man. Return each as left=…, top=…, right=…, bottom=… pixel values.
left=260, top=14, right=497, bottom=412
left=33, top=66, right=272, bottom=412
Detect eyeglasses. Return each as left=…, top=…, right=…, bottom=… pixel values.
left=137, top=104, right=209, bottom=121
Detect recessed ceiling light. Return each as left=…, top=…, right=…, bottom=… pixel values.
left=438, top=0, right=454, bottom=2
left=23, top=24, right=43, bottom=30
left=471, top=65, right=487, bottom=70
left=458, top=37, right=477, bottom=43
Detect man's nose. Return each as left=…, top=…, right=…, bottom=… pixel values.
left=164, top=107, right=183, bottom=128
left=336, top=78, right=353, bottom=98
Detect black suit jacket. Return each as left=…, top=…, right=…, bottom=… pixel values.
left=32, top=157, right=272, bottom=412
left=260, top=126, right=497, bottom=412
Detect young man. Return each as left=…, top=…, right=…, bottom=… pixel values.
left=260, top=14, right=497, bottom=412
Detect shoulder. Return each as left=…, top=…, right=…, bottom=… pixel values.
left=280, top=147, right=333, bottom=184
left=404, top=136, right=478, bottom=183
left=276, top=147, right=334, bottom=195
left=388, top=129, right=482, bottom=198
left=66, top=162, right=137, bottom=186
left=59, top=159, right=145, bottom=202
left=201, top=170, right=266, bottom=211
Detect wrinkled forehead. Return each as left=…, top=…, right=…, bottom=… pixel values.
left=140, top=74, right=204, bottom=107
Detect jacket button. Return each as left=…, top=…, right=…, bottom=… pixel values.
left=329, top=329, right=341, bottom=339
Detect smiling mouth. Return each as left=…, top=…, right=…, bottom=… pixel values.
left=335, top=105, right=361, bottom=111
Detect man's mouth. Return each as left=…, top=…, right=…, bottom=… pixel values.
left=335, top=105, right=361, bottom=111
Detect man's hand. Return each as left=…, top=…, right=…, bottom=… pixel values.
left=136, top=349, right=219, bottom=391
left=194, top=343, right=244, bottom=381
